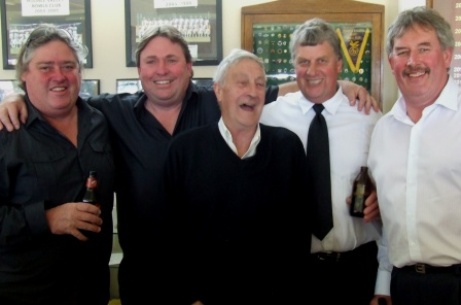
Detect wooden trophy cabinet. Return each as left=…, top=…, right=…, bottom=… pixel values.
left=241, top=0, right=384, bottom=107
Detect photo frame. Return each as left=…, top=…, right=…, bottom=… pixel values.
left=124, top=0, right=222, bottom=67
left=80, top=79, right=100, bottom=98
left=192, top=77, right=213, bottom=87
left=0, top=0, right=93, bottom=70
left=0, top=79, right=21, bottom=101
left=116, top=78, right=142, bottom=94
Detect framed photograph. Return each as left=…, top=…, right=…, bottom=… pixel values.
left=0, top=0, right=93, bottom=70
left=124, top=0, right=222, bottom=67
left=0, top=79, right=21, bottom=101
left=116, top=78, right=142, bottom=94
left=80, top=79, right=100, bottom=98
left=192, top=77, right=213, bottom=87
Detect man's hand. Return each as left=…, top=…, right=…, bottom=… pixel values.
left=45, top=202, right=103, bottom=241
left=0, top=93, right=28, bottom=131
left=370, top=295, right=392, bottom=305
left=338, top=80, right=380, bottom=114
left=346, top=189, right=380, bottom=222
left=363, top=190, right=380, bottom=222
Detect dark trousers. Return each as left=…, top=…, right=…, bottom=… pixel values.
left=118, top=255, right=185, bottom=305
left=391, top=264, right=461, bottom=305
left=309, top=241, right=378, bottom=305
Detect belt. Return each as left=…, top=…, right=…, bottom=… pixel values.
left=313, top=251, right=350, bottom=262
left=398, top=263, right=461, bottom=275
left=311, top=241, right=376, bottom=263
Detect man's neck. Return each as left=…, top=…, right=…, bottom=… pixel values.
left=144, top=99, right=183, bottom=135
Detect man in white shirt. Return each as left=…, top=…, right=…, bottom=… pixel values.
left=368, top=6, right=461, bottom=305
left=260, top=18, right=389, bottom=305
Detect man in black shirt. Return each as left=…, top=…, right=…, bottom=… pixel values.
left=0, top=24, right=115, bottom=305
left=0, top=25, right=378, bottom=305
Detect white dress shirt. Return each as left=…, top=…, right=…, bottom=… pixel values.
left=261, top=87, right=390, bottom=295
left=261, top=86, right=383, bottom=252
left=368, top=78, right=461, bottom=274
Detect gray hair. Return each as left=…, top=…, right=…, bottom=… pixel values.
left=135, top=25, right=193, bottom=69
left=213, top=48, right=265, bottom=85
left=386, top=6, right=454, bottom=55
left=16, top=23, right=87, bottom=91
left=289, top=18, right=342, bottom=62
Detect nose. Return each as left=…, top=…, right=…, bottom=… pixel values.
left=155, top=60, right=169, bottom=74
left=52, top=67, right=67, bottom=80
left=247, top=82, right=260, bottom=97
left=406, top=51, right=421, bottom=66
left=305, top=62, right=316, bottom=74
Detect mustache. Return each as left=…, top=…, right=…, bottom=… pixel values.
left=403, top=66, right=430, bottom=76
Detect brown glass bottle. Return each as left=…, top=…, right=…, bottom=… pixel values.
left=350, top=166, right=373, bottom=218
left=82, top=170, right=98, bottom=205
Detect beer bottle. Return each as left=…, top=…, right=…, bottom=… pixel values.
left=83, top=170, right=98, bottom=204
left=350, top=166, right=373, bottom=218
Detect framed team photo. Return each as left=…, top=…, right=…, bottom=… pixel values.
left=0, top=0, right=93, bottom=69
left=124, top=0, right=222, bottom=67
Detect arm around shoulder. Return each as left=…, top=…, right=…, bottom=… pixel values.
left=0, top=93, right=28, bottom=131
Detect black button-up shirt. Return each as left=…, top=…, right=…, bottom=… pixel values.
left=0, top=97, right=115, bottom=305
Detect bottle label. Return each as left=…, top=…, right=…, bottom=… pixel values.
left=352, top=184, right=365, bottom=214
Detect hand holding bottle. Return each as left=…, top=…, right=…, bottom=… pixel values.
left=83, top=171, right=100, bottom=207
left=347, top=167, right=381, bottom=222
left=45, top=202, right=103, bottom=241
left=350, top=166, right=374, bottom=217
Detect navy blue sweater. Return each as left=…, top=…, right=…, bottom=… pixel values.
left=164, top=123, right=312, bottom=305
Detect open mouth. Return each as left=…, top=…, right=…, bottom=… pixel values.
left=404, top=67, right=430, bottom=78
left=240, top=103, right=256, bottom=110
left=154, top=80, right=172, bottom=85
left=307, top=78, right=322, bottom=85
left=51, top=86, right=66, bottom=92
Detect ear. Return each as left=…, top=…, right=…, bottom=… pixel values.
left=442, top=47, right=453, bottom=69
left=336, top=58, right=343, bottom=73
left=388, top=55, right=396, bottom=75
left=186, top=62, right=193, bottom=78
left=213, top=83, right=223, bottom=103
left=20, top=72, right=27, bottom=83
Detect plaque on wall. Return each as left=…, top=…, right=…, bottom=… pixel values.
left=427, top=0, right=461, bottom=85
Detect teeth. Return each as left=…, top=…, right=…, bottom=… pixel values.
left=51, top=87, right=65, bottom=91
left=155, top=80, right=170, bottom=85
left=308, top=79, right=321, bottom=85
left=408, top=71, right=425, bottom=77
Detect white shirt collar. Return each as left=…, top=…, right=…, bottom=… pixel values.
left=298, top=84, right=345, bottom=116
left=218, top=117, right=261, bottom=159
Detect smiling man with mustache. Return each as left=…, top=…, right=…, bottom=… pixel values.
left=367, top=6, right=461, bottom=305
